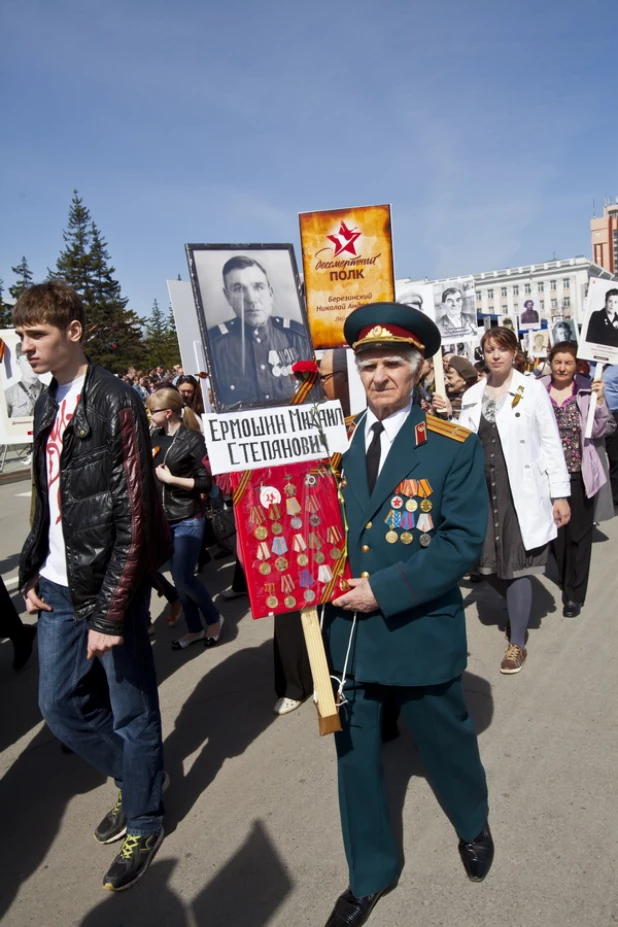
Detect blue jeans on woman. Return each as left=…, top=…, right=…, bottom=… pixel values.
left=169, top=517, right=220, bottom=633
left=37, top=578, right=164, bottom=836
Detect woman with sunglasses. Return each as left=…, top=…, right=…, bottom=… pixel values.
left=146, top=388, right=223, bottom=651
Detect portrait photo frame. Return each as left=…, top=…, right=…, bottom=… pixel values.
left=432, top=277, right=478, bottom=343
left=0, top=329, right=50, bottom=445
left=578, top=277, right=618, bottom=364
left=549, top=317, right=579, bottom=347
left=186, top=243, right=319, bottom=413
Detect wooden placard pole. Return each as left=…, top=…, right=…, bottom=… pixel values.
left=300, top=607, right=342, bottom=734
left=433, top=349, right=447, bottom=399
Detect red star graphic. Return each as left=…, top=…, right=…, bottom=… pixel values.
left=327, top=221, right=362, bottom=257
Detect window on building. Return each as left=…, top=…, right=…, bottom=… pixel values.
left=476, top=291, right=482, bottom=301
left=502, top=305, right=508, bottom=312
left=513, top=285, right=519, bottom=296
left=538, top=282, right=544, bottom=293
left=540, top=300, right=545, bottom=311
left=525, top=283, right=531, bottom=294
left=501, top=287, right=507, bottom=297
left=563, top=297, right=571, bottom=308
left=551, top=298, right=558, bottom=309
left=563, top=278, right=570, bottom=289
left=550, top=280, right=557, bottom=290
left=514, top=303, right=519, bottom=312
left=487, top=289, right=494, bottom=299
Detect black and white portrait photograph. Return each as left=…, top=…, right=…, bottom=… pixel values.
left=527, top=329, right=550, bottom=358
left=186, top=244, right=317, bottom=412
left=395, top=281, right=436, bottom=321
left=579, top=277, right=618, bottom=363
left=498, top=314, right=519, bottom=336
left=549, top=317, right=579, bottom=346
left=519, top=298, right=541, bottom=330
left=0, top=329, right=49, bottom=444
left=432, top=277, right=477, bottom=342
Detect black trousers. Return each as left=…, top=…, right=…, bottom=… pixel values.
left=605, top=410, right=618, bottom=506
left=0, top=576, right=26, bottom=644
left=273, top=612, right=312, bottom=701
left=551, top=472, right=595, bottom=605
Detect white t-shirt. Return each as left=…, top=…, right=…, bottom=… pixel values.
left=40, top=375, right=86, bottom=586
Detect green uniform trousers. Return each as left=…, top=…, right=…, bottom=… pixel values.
left=335, top=676, right=488, bottom=897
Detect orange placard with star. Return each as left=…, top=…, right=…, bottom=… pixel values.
left=299, top=204, right=395, bottom=349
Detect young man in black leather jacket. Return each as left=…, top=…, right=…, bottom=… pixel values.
left=15, top=280, right=172, bottom=893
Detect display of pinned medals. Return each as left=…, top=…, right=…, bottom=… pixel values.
left=383, top=478, right=435, bottom=547
left=231, top=460, right=351, bottom=619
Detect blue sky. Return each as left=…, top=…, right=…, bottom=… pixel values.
left=1, top=0, right=617, bottom=319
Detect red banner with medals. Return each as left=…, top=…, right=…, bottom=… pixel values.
left=231, top=459, right=351, bottom=619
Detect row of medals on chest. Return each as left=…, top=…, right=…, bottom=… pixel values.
left=384, top=492, right=434, bottom=547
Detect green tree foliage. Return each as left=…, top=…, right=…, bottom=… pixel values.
left=9, top=256, right=33, bottom=301
left=0, top=278, right=14, bottom=327
left=143, top=299, right=181, bottom=370
left=51, top=190, right=145, bottom=373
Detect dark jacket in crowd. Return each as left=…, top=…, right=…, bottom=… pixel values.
left=152, top=424, right=211, bottom=524
left=20, top=362, right=172, bottom=635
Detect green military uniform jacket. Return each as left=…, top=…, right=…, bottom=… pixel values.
left=208, top=315, right=312, bottom=408
left=324, top=403, right=488, bottom=687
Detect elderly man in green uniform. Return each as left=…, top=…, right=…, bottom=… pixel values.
left=208, top=255, right=313, bottom=408
left=322, top=303, right=493, bottom=927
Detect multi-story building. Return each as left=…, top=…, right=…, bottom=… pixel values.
left=590, top=200, right=618, bottom=274
left=398, top=255, right=617, bottom=323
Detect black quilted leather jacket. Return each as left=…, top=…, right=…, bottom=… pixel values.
left=19, top=362, right=172, bottom=634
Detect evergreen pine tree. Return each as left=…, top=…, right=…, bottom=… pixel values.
left=9, top=256, right=33, bottom=301
left=0, top=278, right=14, bottom=327
left=143, top=300, right=180, bottom=370
left=52, top=191, right=146, bottom=373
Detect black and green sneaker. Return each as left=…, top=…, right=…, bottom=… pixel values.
left=94, top=772, right=169, bottom=845
left=103, top=830, right=164, bottom=892
left=94, top=790, right=126, bottom=845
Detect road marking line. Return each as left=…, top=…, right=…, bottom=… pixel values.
left=14, top=491, right=31, bottom=498
left=3, top=575, right=19, bottom=588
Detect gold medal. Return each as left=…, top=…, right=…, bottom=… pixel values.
left=271, top=522, right=283, bottom=536
left=275, top=557, right=288, bottom=571
left=385, top=530, right=398, bottom=544
left=405, top=499, right=418, bottom=513
left=259, top=562, right=272, bottom=575
left=420, top=499, right=433, bottom=513
left=297, top=553, right=309, bottom=566
left=284, top=595, right=296, bottom=608
left=330, top=547, right=342, bottom=560
left=304, top=590, right=316, bottom=603
left=266, top=595, right=278, bottom=608
left=254, top=526, right=268, bottom=540
left=315, top=551, right=325, bottom=564
left=400, top=531, right=413, bottom=545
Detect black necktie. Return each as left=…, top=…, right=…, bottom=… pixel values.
left=366, top=421, right=384, bottom=493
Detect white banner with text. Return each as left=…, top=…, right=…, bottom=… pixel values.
left=203, top=400, right=348, bottom=474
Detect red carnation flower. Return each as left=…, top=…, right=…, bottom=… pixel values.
left=291, top=360, right=319, bottom=375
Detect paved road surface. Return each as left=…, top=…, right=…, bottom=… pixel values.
left=1, top=479, right=616, bottom=926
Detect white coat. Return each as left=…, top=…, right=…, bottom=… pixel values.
left=458, top=369, right=570, bottom=551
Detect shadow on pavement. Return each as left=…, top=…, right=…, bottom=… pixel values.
left=79, top=819, right=293, bottom=927
left=384, top=669, right=494, bottom=872
left=0, top=726, right=104, bottom=920
left=462, top=575, right=558, bottom=635
left=163, top=639, right=276, bottom=834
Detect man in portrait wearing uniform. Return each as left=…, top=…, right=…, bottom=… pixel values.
left=321, top=303, right=493, bottom=927
left=585, top=287, right=618, bottom=348
left=4, top=342, right=44, bottom=417
left=207, top=255, right=313, bottom=407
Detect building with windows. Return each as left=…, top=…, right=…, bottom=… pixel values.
left=398, top=256, right=617, bottom=324
left=591, top=200, right=618, bottom=274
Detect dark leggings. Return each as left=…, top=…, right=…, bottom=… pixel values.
left=485, top=575, right=532, bottom=649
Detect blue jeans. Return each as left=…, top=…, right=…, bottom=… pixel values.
left=169, top=517, right=220, bottom=633
left=37, top=578, right=164, bottom=836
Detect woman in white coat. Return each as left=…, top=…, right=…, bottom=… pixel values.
left=458, top=327, right=571, bottom=675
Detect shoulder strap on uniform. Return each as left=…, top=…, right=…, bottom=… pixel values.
left=426, top=413, right=472, bottom=443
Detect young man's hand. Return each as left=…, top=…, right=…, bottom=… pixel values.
left=23, top=576, right=53, bottom=614
left=87, top=630, right=124, bottom=660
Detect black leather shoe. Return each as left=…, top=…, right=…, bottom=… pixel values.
left=458, top=822, right=494, bottom=882
left=562, top=601, right=582, bottom=618
left=324, top=884, right=393, bottom=926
